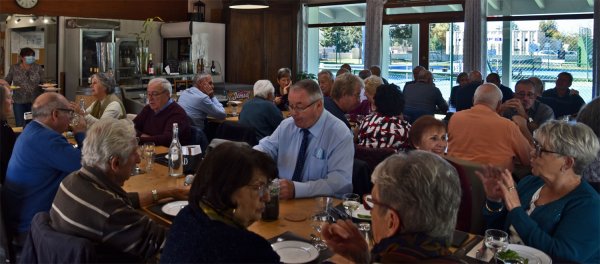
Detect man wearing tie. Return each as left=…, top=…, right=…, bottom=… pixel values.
left=254, top=79, right=353, bottom=199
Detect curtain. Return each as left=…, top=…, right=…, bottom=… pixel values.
left=364, top=0, right=387, bottom=70
left=463, top=0, right=487, bottom=72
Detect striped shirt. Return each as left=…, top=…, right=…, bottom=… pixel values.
left=49, top=166, right=166, bottom=260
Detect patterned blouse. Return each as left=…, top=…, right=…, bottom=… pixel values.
left=357, top=112, right=411, bottom=152
left=4, top=63, right=44, bottom=104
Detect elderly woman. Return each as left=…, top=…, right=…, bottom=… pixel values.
left=409, top=115, right=447, bottom=156
left=4, top=47, right=44, bottom=126
left=349, top=75, right=382, bottom=118
left=357, top=84, right=411, bottom=152
left=73, top=72, right=125, bottom=126
left=577, top=97, right=600, bottom=191
left=239, top=80, right=284, bottom=140
left=478, top=120, right=600, bottom=263
left=274, top=67, right=292, bottom=111
left=322, top=151, right=461, bottom=262
left=161, top=143, right=280, bottom=263
left=48, top=118, right=187, bottom=261
left=0, top=80, right=16, bottom=183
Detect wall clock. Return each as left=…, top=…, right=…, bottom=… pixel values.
left=16, top=0, right=39, bottom=9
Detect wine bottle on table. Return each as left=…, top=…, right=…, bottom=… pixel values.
left=169, top=123, right=183, bottom=177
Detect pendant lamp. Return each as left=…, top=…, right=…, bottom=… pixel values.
left=229, top=0, right=269, bottom=9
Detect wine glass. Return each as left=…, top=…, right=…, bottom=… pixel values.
left=342, top=193, right=360, bottom=218
left=484, top=229, right=508, bottom=263
left=311, top=211, right=332, bottom=251
left=143, top=142, right=155, bottom=172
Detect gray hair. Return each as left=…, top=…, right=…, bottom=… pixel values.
left=318, top=69, right=334, bottom=81
left=528, top=76, right=544, bottom=96
left=331, top=73, right=364, bottom=100
left=81, top=118, right=137, bottom=172
left=474, top=83, right=502, bottom=108
left=290, top=79, right=323, bottom=103
left=363, top=75, right=383, bottom=96
left=417, top=70, right=433, bottom=83
left=193, top=73, right=212, bottom=87
left=93, top=72, right=116, bottom=94
left=534, top=120, right=600, bottom=175
left=32, top=93, right=65, bottom=119
left=253, top=80, right=275, bottom=99
left=371, top=151, right=461, bottom=238
left=468, top=70, right=483, bottom=82
left=148, top=78, right=173, bottom=97
left=577, top=97, right=600, bottom=137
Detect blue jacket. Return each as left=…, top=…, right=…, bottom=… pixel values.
left=239, top=96, right=283, bottom=140
left=485, top=176, right=600, bottom=263
left=2, top=121, right=84, bottom=233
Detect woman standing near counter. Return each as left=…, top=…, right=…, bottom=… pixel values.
left=74, top=72, right=125, bottom=126
left=4, top=47, right=44, bottom=126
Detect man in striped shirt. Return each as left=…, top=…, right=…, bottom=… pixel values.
left=49, top=118, right=188, bottom=262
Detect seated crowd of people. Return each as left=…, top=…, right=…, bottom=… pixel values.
left=0, top=62, right=598, bottom=263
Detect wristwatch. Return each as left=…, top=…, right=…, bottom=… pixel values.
left=151, top=189, right=158, bottom=202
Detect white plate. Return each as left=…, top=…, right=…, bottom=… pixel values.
left=42, top=87, right=61, bottom=92
left=271, top=240, right=319, bottom=264
left=39, top=83, right=58, bottom=88
left=161, top=201, right=188, bottom=216
left=352, top=204, right=371, bottom=220
left=501, top=244, right=552, bottom=264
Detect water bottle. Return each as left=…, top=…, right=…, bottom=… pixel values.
left=168, top=123, right=183, bottom=177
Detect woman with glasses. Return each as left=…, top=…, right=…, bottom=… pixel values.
left=357, top=84, right=411, bottom=152
left=72, top=72, right=125, bottom=127
left=477, top=120, right=600, bottom=263
left=161, top=143, right=280, bottom=263
left=322, top=151, right=461, bottom=263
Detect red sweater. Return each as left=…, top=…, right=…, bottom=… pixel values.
left=133, top=102, right=192, bottom=147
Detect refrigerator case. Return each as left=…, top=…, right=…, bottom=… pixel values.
left=115, top=38, right=139, bottom=85
left=160, top=22, right=225, bottom=83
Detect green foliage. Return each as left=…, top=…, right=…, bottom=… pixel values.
left=429, top=23, right=450, bottom=52
left=539, top=20, right=559, bottom=38
left=296, top=71, right=316, bottom=81
left=320, top=27, right=354, bottom=53
left=390, top=24, right=412, bottom=46
left=134, top=16, right=164, bottom=47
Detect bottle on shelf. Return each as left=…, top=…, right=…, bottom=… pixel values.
left=147, top=53, right=154, bottom=75
left=197, top=58, right=205, bottom=73
left=210, top=60, right=216, bottom=75
left=168, top=123, right=183, bottom=177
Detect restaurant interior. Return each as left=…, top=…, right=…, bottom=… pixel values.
left=0, top=0, right=599, bottom=263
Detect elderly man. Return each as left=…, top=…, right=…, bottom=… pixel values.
left=448, top=83, right=531, bottom=171
left=540, top=72, right=585, bottom=117
left=324, top=73, right=363, bottom=128
left=317, top=70, right=334, bottom=97
left=455, top=70, right=484, bottom=111
left=369, top=65, right=389, bottom=85
left=486, top=73, right=514, bottom=103
left=254, top=79, right=353, bottom=199
left=133, top=78, right=191, bottom=147
left=499, top=79, right=554, bottom=133
left=239, top=80, right=284, bottom=140
left=402, top=65, right=425, bottom=89
left=402, top=70, right=448, bottom=120
left=49, top=119, right=188, bottom=262
left=2, top=92, right=86, bottom=249
left=322, top=151, right=461, bottom=263
left=178, top=73, right=226, bottom=130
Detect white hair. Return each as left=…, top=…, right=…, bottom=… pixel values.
left=474, top=83, right=502, bottom=108
left=148, top=78, right=173, bottom=97
left=253, top=80, right=275, bottom=99
left=81, top=118, right=137, bottom=172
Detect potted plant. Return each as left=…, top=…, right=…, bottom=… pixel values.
left=133, top=17, right=163, bottom=74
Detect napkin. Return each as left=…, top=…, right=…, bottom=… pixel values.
left=466, top=240, right=494, bottom=262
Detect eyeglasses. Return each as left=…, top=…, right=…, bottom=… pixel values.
left=363, top=194, right=399, bottom=215
left=514, top=92, right=536, bottom=98
left=289, top=99, right=319, bottom=113
left=55, top=108, right=74, bottom=117
left=146, top=90, right=168, bottom=97
left=533, top=139, right=560, bottom=157
left=247, top=184, right=268, bottom=197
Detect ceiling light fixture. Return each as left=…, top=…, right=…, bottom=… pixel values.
left=229, top=0, right=269, bottom=9
left=43, top=17, right=49, bottom=23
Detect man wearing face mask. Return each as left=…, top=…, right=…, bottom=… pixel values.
left=4, top=47, right=44, bottom=127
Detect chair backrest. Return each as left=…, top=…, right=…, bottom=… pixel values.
left=444, top=158, right=473, bottom=233
left=19, top=212, right=95, bottom=264
left=354, top=145, right=396, bottom=174
left=352, top=159, right=371, bottom=197
left=444, top=155, right=486, bottom=235
left=215, top=121, right=258, bottom=146
left=206, top=138, right=250, bottom=155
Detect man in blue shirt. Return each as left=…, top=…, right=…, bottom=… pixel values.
left=178, top=74, right=226, bottom=130
left=3, top=92, right=86, bottom=250
left=254, top=79, right=354, bottom=199
left=239, top=80, right=283, bottom=140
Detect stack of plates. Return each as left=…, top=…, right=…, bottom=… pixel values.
left=40, top=83, right=60, bottom=92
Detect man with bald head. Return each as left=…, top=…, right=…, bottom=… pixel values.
left=448, top=83, right=531, bottom=171
left=3, top=92, right=86, bottom=250
left=455, top=70, right=485, bottom=111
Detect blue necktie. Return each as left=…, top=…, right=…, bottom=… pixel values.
left=292, top=129, right=310, bottom=182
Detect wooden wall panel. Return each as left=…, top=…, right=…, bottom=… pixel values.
left=226, top=11, right=263, bottom=84
left=264, top=8, right=295, bottom=83
left=0, top=0, right=189, bottom=21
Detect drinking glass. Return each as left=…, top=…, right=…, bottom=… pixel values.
left=311, top=211, right=332, bottom=251
left=143, top=142, right=155, bottom=172
left=484, top=229, right=509, bottom=263
left=342, top=193, right=360, bottom=217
